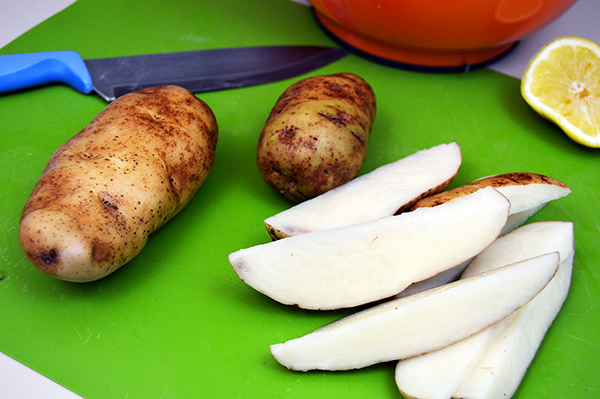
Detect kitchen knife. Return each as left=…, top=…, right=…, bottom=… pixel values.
left=0, top=46, right=348, bottom=101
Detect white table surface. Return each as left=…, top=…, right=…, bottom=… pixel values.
left=1, top=0, right=598, bottom=397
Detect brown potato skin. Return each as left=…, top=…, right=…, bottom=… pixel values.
left=18, top=85, right=218, bottom=282
left=410, top=172, right=569, bottom=210
left=471, top=172, right=569, bottom=190
left=257, top=73, right=376, bottom=203
left=393, top=175, right=458, bottom=215
left=409, top=185, right=481, bottom=210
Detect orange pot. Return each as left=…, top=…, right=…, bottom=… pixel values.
left=308, top=0, right=578, bottom=71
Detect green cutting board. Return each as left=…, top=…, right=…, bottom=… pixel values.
left=1, top=0, right=598, bottom=398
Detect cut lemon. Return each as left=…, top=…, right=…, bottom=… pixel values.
left=521, top=36, right=600, bottom=148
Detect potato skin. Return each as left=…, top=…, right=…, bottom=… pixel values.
left=257, top=73, right=376, bottom=203
left=410, top=172, right=570, bottom=210
left=471, top=172, right=569, bottom=190
left=409, top=185, right=481, bottom=210
left=18, top=85, right=218, bottom=282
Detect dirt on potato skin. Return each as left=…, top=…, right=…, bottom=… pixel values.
left=257, top=73, right=376, bottom=203
left=19, top=85, right=218, bottom=282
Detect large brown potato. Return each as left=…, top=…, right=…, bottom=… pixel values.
left=18, top=85, right=218, bottom=282
left=257, top=73, right=376, bottom=203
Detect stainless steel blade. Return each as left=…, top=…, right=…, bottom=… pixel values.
left=83, top=46, right=348, bottom=101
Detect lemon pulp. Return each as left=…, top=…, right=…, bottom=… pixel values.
left=522, top=37, right=600, bottom=148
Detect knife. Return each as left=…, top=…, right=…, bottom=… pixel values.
left=0, top=46, right=348, bottom=101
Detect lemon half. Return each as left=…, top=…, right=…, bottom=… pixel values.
left=521, top=36, right=600, bottom=148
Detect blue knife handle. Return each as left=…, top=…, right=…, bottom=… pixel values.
left=0, top=51, right=94, bottom=95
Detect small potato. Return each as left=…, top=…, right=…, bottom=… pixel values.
left=257, top=73, right=376, bottom=203
left=19, top=85, right=218, bottom=282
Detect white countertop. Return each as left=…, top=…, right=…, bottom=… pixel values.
left=1, top=0, right=598, bottom=397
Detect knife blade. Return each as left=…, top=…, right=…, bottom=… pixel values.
left=0, top=46, right=348, bottom=101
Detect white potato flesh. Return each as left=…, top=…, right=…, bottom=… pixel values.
left=395, top=259, right=472, bottom=299
left=480, top=180, right=571, bottom=214
left=411, top=173, right=571, bottom=238
left=270, top=252, right=559, bottom=371
left=230, top=187, right=508, bottom=310
left=398, top=216, right=572, bottom=298
left=395, top=314, right=514, bottom=399
left=462, top=221, right=574, bottom=279
left=501, top=204, right=544, bottom=235
left=453, top=251, right=574, bottom=399
left=264, top=142, right=461, bottom=238
left=393, top=221, right=574, bottom=399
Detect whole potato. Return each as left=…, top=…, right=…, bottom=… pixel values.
left=257, top=73, right=376, bottom=202
left=19, top=85, right=218, bottom=282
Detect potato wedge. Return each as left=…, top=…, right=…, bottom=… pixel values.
left=230, top=187, right=509, bottom=310
left=394, top=221, right=574, bottom=399
left=270, top=252, right=559, bottom=371
left=399, top=173, right=571, bottom=296
left=411, top=172, right=570, bottom=235
left=264, top=142, right=461, bottom=240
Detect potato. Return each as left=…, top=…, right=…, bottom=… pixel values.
left=257, top=73, right=376, bottom=203
left=18, top=85, right=218, bottom=282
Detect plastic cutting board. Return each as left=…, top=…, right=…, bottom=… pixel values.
left=1, top=0, right=598, bottom=397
